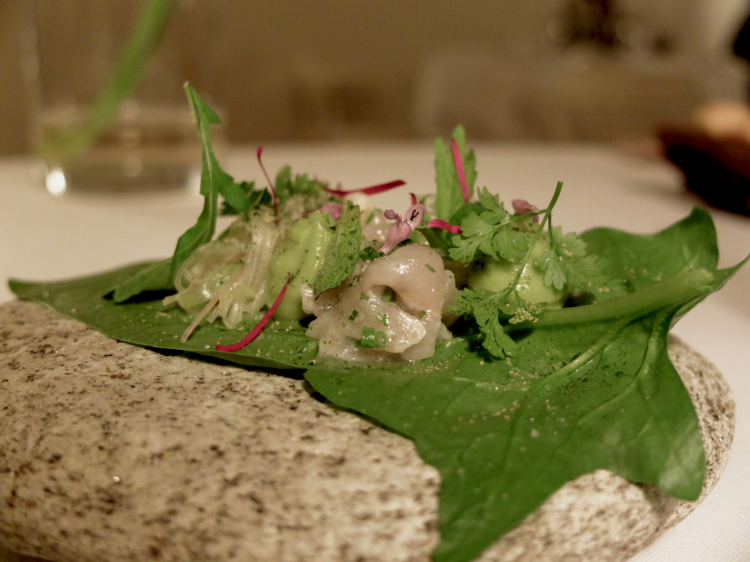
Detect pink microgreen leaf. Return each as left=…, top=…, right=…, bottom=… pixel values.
left=318, top=203, right=343, bottom=220
left=323, top=179, right=406, bottom=197
left=257, top=146, right=278, bottom=215
left=427, top=219, right=462, bottom=234
left=451, top=139, right=470, bottom=203
left=511, top=199, right=540, bottom=222
left=215, top=274, right=290, bottom=353
left=383, top=209, right=401, bottom=221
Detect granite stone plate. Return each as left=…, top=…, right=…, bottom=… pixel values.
left=0, top=301, right=734, bottom=562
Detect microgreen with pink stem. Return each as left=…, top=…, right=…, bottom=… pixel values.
left=256, top=146, right=278, bottom=215
left=451, top=139, right=470, bottom=203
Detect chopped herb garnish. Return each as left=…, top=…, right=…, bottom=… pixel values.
left=349, top=309, right=359, bottom=321
left=365, top=209, right=379, bottom=224
left=418, top=310, right=426, bottom=319
left=359, top=246, right=384, bottom=262
left=382, top=287, right=395, bottom=302
left=359, top=326, right=388, bottom=348
left=425, top=264, right=436, bottom=273
left=377, top=312, right=389, bottom=327
left=360, top=292, right=369, bottom=301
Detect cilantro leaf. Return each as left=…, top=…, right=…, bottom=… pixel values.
left=534, top=225, right=617, bottom=295
left=535, top=248, right=566, bottom=290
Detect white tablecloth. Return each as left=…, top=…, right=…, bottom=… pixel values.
left=1, top=144, right=748, bottom=561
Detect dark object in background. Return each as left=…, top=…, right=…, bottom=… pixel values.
left=732, top=10, right=750, bottom=61
left=659, top=128, right=750, bottom=216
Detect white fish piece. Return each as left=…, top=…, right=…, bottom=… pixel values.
left=306, top=244, right=447, bottom=363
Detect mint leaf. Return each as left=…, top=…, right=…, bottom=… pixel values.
left=435, top=125, right=477, bottom=221
left=313, top=202, right=362, bottom=295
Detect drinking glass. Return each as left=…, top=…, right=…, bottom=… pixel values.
left=21, top=0, right=228, bottom=195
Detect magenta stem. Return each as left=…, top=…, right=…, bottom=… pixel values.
left=451, top=139, right=470, bottom=203
left=215, top=275, right=290, bottom=353
left=323, top=179, right=406, bottom=197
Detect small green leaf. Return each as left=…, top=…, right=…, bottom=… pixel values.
left=112, top=257, right=172, bottom=303
left=359, top=326, right=388, bottom=348
left=171, top=85, right=251, bottom=279
left=535, top=249, right=566, bottom=290
left=435, top=126, right=477, bottom=221
left=9, top=262, right=317, bottom=370
left=313, top=202, right=362, bottom=295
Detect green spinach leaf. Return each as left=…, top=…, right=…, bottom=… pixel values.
left=112, top=257, right=172, bottom=303
left=304, top=276, right=718, bottom=562
left=10, top=263, right=316, bottom=370
left=580, top=207, right=717, bottom=297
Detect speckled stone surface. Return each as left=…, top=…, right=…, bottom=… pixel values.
left=0, top=301, right=734, bottom=562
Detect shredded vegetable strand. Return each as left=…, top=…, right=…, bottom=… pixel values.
left=215, top=274, right=291, bottom=352
left=180, top=262, right=247, bottom=342
left=451, top=139, right=470, bottom=203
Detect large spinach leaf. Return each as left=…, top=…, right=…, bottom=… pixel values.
left=304, top=265, right=732, bottom=562
left=10, top=263, right=316, bottom=370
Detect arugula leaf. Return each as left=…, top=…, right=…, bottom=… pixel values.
left=435, top=126, right=477, bottom=222
left=109, top=86, right=255, bottom=302
left=9, top=263, right=316, bottom=370
left=170, top=85, right=251, bottom=279
left=313, top=202, right=362, bottom=295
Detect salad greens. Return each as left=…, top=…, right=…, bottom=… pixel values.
left=314, top=201, right=363, bottom=295
left=9, top=88, right=749, bottom=562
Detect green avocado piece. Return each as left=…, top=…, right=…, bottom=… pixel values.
left=467, top=238, right=567, bottom=308
left=267, top=211, right=335, bottom=320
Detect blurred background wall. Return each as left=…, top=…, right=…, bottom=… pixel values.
left=2, top=0, right=749, bottom=155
